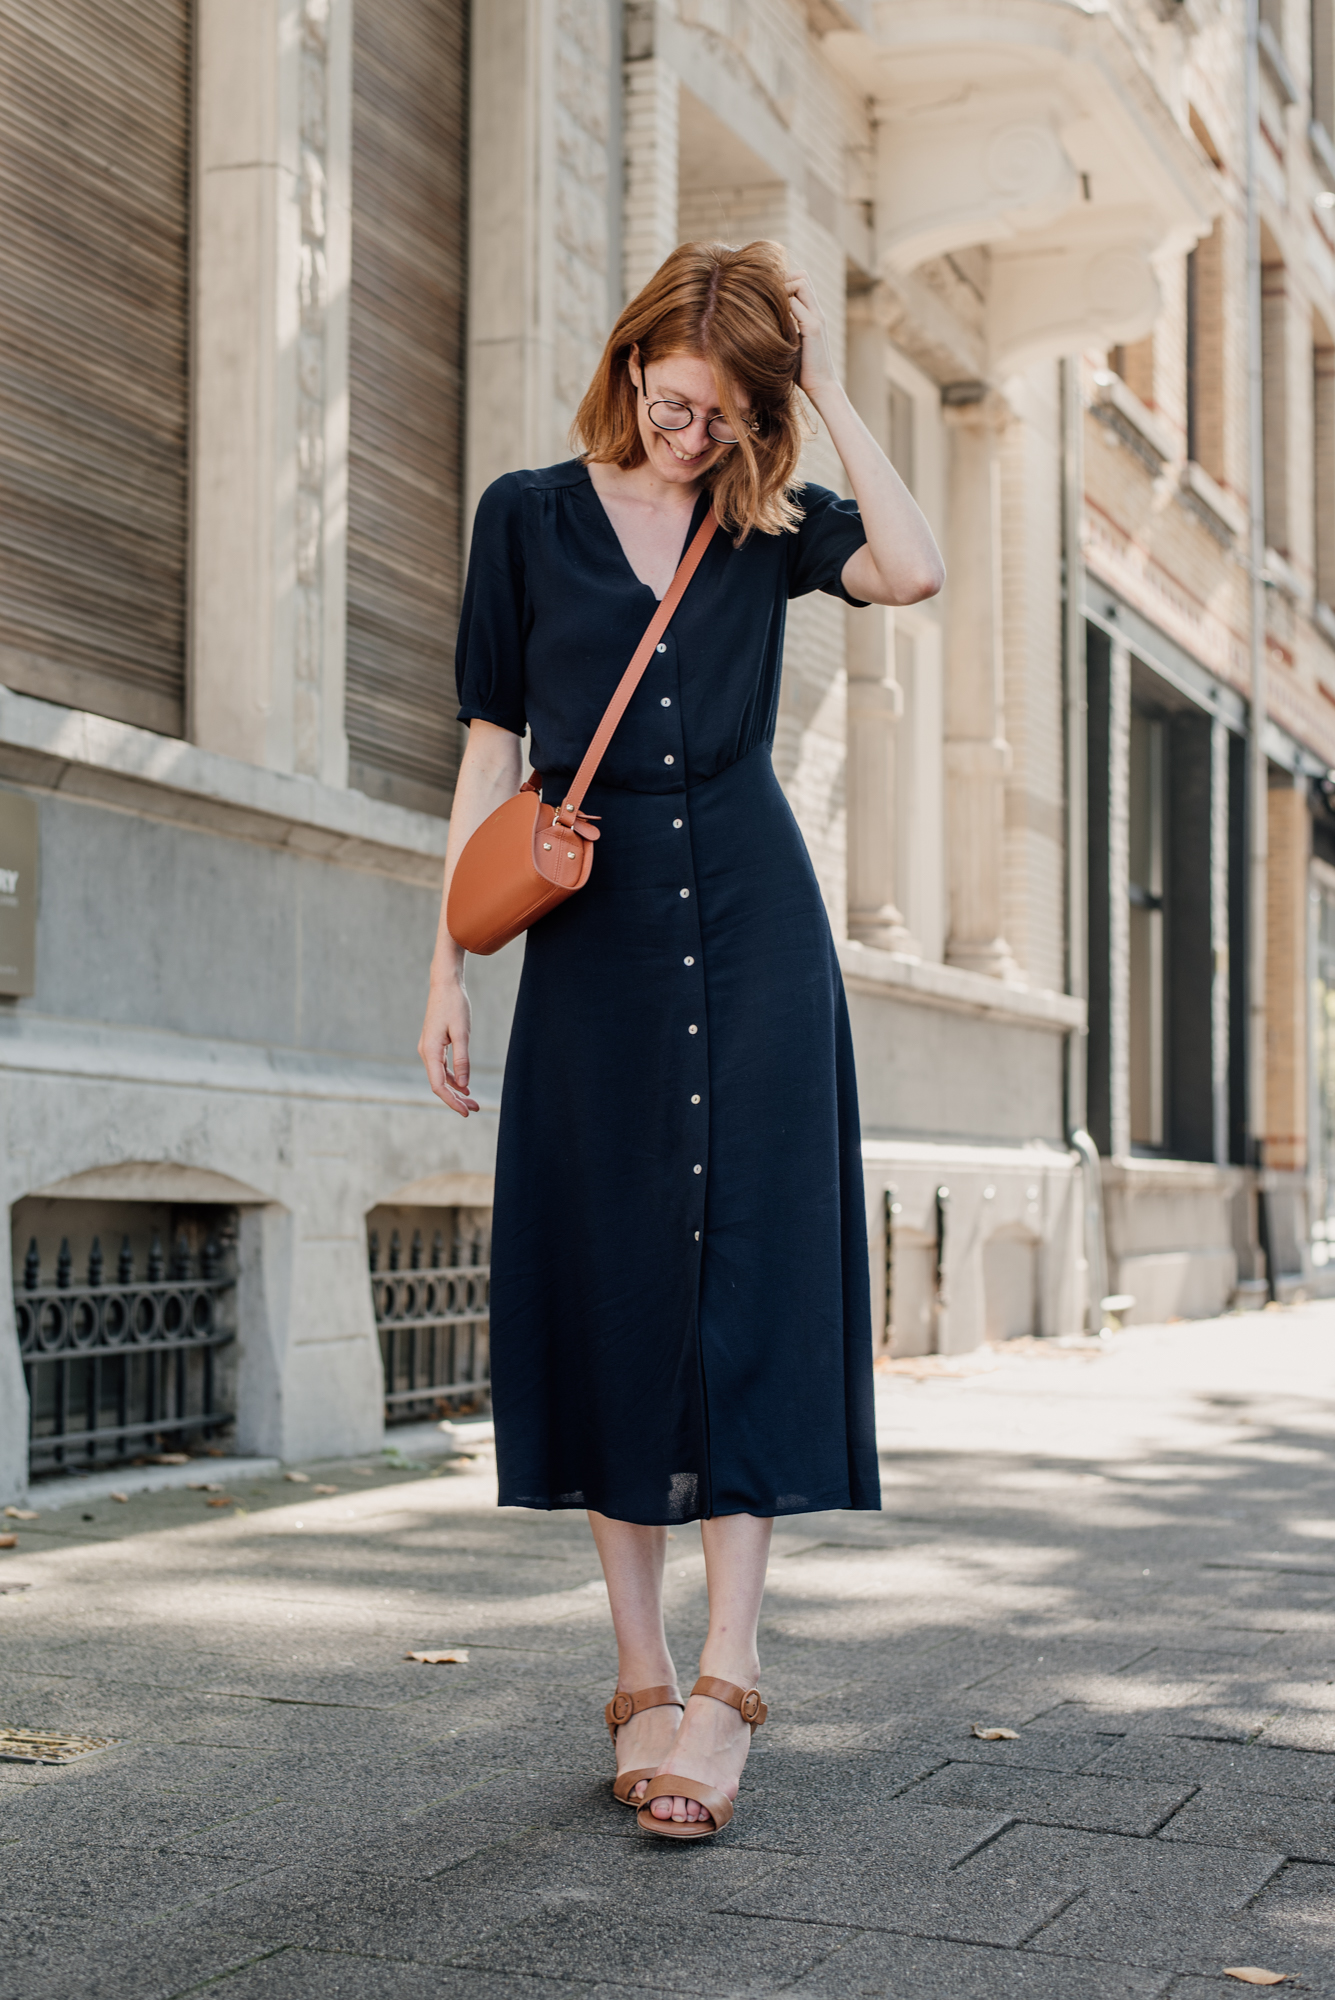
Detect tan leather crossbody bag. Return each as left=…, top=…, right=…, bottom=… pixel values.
left=447, top=507, right=719, bottom=956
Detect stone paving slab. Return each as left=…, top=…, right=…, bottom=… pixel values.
left=4, top=1309, right=1335, bottom=1997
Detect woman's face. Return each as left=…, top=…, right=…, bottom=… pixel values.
left=628, top=346, right=744, bottom=484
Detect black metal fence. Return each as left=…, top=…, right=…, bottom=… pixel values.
left=370, top=1221, right=490, bottom=1424
left=18, top=1232, right=234, bottom=1475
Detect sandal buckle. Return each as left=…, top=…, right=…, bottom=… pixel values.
left=610, top=1691, right=634, bottom=1726
left=739, top=1688, right=762, bottom=1723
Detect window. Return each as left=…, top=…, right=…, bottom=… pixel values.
left=1187, top=223, right=1226, bottom=483
left=0, top=1, right=190, bottom=736
left=1315, top=0, right=1335, bottom=134
left=1110, top=336, right=1155, bottom=408
left=1262, top=254, right=1291, bottom=554
left=1315, top=317, right=1335, bottom=610
left=888, top=381, right=916, bottom=494
left=346, top=0, right=469, bottom=818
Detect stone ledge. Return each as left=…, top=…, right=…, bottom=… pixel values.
left=1102, top=1155, right=1247, bottom=1195
left=0, top=687, right=449, bottom=887
left=839, top=940, right=1086, bottom=1033
left=0, top=1010, right=502, bottom=1113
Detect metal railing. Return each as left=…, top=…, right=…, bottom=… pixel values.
left=17, top=1233, right=234, bottom=1475
left=370, top=1224, right=490, bottom=1423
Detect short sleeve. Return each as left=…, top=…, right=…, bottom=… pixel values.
left=454, top=473, right=530, bottom=735
left=786, top=481, right=869, bottom=605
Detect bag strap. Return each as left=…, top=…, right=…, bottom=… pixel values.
left=552, top=505, right=720, bottom=829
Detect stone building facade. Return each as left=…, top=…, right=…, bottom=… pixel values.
left=2, top=0, right=1325, bottom=1498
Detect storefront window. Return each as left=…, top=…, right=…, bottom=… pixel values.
left=1311, top=867, right=1335, bottom=1263
left=1129, top=706, right=1167, bottom=1148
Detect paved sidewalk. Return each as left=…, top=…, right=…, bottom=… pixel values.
left=3, top=1308, right=1335, bottom=1999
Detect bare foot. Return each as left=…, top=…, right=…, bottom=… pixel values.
left=613, top=1696, right=684, bottom=1803
left=647, top=1684, right=756, bottom=1827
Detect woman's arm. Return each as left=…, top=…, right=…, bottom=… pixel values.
left=785, top=271, right=945, bottom=609
left=418, top=718, right=524, bottom=1115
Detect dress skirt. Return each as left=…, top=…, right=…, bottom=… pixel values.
left=488, top=742, right=882, bottom=1525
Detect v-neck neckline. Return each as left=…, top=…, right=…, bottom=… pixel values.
left=580, top=462, right=712, bottom=603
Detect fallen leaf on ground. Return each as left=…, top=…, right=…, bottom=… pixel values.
left=110, top=1492, right=128, bottom=1503
left=312, top=1484, right=338, bottom=1494
left=188, top=1483, right=224, bottom=1493
left=405, top=1650, right=469, bottom=1665
left=202, top=1447, right=226, bottom=1457
left=0, top=1727, right=114, bottom=1764
left=4, top=1509, right=37, bottom=1521
left=1223, top=1973, right=1288, bottom=1987
left=205, top=1497, right=235, bottom=1509
left=151, top=1453, right=190, bottom=1466
left=972, top=1726, right=1020, bottom=1741
left=0, top=1535, right=17, bottom=1549
left=284, top=1472, right=310, bottom=1484
left=351, top=1466, right=374, bottom=1475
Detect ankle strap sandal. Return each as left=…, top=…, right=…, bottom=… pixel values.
left=605, top=1684, right=683, bottom=1806
left=635, top=1676, right=768, bottom=1840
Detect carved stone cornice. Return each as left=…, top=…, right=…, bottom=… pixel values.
left=825, top=0, right=1219, bottom=372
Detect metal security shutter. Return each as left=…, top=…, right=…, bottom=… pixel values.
left=0, top=0, right=190, bottom=738
left=346, top=0, right=468, bottom=820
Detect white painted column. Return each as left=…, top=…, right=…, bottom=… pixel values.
left=621, top=31, right=678, bottom=300
left=844, top=301, right=913, bottom=951
left=191, top=0, right=350, bottom=785
left=942, top=392, right=1019, bottom=981
left=466, top=0, right=557, bottom=512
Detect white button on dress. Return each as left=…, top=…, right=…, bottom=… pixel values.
left=664, top=754, right=674, bottom=765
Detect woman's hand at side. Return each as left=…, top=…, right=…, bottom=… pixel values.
left=418, top=718, right=524, bottom=1116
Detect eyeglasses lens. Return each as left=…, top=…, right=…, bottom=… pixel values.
left=647, top=399, right=738, bottom=446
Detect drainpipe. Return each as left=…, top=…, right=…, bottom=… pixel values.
left=1244, top=0, right=1270, bottom=1279
left=1061, top=353, right=1106, bottom=1328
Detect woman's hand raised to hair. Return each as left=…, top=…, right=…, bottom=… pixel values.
left=785, top=270, right=838, bottom=399
left=784, top=271, right=946, bottom=608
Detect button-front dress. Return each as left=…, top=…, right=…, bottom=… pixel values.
left=456, top=459, right=881, bottom=1525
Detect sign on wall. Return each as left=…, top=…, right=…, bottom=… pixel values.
left=0, top=789, right=37, bottom=996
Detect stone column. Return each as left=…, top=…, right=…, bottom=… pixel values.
left=844, top=299, right=914, bottom=951
left=943, top=392, right=1019, bottom=981
left=622, top=11, right=678, bottom=301
left=191, top=0, right=351, bottom=785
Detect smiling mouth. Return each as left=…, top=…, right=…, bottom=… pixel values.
left=662, top=438, right=711, bottom=464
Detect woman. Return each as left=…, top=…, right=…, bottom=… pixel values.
left=418, top=241, right=943, bottom=1839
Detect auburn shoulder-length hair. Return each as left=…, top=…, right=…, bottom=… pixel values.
left=573, top=240, right=805, bottom=541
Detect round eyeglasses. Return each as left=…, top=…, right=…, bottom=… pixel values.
left=644, top=397, right=753, bottom=446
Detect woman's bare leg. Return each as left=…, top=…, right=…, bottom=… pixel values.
left=588, top=1510, right=682, bottom=1802
left=648, top=1512, right=773, bottom=1825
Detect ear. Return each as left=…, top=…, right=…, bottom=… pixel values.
left=627, top=344, right=642, bottom=393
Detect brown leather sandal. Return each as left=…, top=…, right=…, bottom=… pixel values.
left=606, top=1683, right=684, bottom=1806
left=635, top=1675, right=768, bottom=1839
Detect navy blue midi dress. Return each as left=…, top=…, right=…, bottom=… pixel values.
left=455, top=459, right=882, bottom=1525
